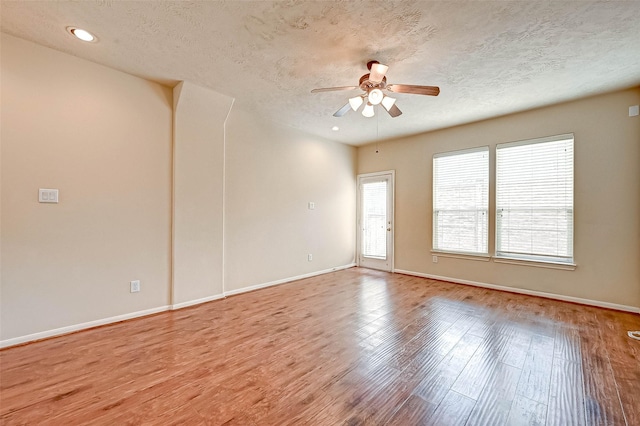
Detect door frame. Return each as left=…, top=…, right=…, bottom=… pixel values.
left=356, top=170, right=395, bottom=272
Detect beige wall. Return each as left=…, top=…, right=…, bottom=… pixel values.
left=358, top=88, right=640, bottom=308
left=224, top=108, right=356, bottom=292
left=1, top=34, right=173, bottom=340
left=1, top=35, right=357, bottom=344
left=172, top=82, right=233, bottom=304
left=4, top=30, right=635, bottom=346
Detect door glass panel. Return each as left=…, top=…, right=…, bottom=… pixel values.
left=362, top=180, right=387, bottom=259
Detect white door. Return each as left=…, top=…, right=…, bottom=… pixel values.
left=357, top=171, right=394, bottom=271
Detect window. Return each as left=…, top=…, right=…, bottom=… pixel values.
left=496, top=134, right=574, bottom=264
left=433, top=147, right=489, bottom=255
left=362, top=180, right=387, bottom=258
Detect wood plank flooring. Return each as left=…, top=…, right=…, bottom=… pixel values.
left=1, top=267, right=639, bottom=425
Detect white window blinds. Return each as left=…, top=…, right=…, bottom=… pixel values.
left=496, top=134, right=574, bottom=263
left=433, top=147, right=489, bottom=254
left=362, top=180, right=387, bottom=258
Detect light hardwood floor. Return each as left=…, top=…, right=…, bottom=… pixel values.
left=1, top=267, right=639, bottom=425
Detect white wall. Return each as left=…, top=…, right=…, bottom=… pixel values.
left=224, top=108, right=356, bottom=292
left=1, top=34, right=173, bottom=341
left=358, top=88, right=640, bottom=309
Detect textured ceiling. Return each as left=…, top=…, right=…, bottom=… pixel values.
left=2, top=1, right=639, bottom=146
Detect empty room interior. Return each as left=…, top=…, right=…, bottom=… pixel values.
left=1, top=1, right=639, bottom=425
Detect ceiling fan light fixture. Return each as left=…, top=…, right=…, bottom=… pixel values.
left=381, top=95, right=396, bottom=111
left=311, top=61, right=439, bottom=119
left=368, top=89, right=384, bottom=105
left=348, top=96, right=364, bottom=111
left=362, top=103, right=375, bottom=118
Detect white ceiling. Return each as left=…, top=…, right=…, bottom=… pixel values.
left=2, top=1, right=639, bottom=146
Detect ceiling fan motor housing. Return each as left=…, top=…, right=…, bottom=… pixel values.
left=359, top=74, right=387, bottom=92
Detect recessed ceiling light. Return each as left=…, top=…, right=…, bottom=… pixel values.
left=332, top=126, right=339, bottom=131
left=66, top=27, right=97, bottom=42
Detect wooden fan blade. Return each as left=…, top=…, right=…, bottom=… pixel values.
left=369, top=63, right=389, bottom=84
left=386, top=104, right=402, bottom=118
left=311, top=86, right=357, bottom=93
left=333, top=102, right=351, bottom=117
left=387, top=84, right=440, bottom=96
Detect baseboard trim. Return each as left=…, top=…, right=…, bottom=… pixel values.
left=224, top=263, right=357, bottom=297
left=0, top=305, right=171, bottom=349
left=171, top=294, right=225, bottom=310
left=393, top=269, right=640, bottom=314
left=1, top=264, right=358, bottom=349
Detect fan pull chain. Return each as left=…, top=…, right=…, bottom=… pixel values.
left=375, top=111, right=380, bottom=154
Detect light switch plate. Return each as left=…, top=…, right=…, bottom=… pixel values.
left=629, top=105, right=639, bottom=117
left=308, top=202, right=315, bottom=210
left=39, top=189, right=59, bottom=203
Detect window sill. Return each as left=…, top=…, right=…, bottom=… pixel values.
left=431, top=251, right=491, bottom=262
left=430, top=251, right=577, bottom=270
left=493, top=256, right=576, bottom=271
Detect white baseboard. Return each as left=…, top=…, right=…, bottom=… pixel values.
left=0, top=305, right=171, bottom=349
left=394, top=269, right=640, bottom=314
left=171, top=294, right=225, bottom=310
left=224, top=263, right=357, bottom=297
left=1, top=263, right=357, bottom=349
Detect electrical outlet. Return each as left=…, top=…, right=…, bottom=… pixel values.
left=308, top=254, right=313, bottom=261
left=432, top=255, right=438, bottom=263
left=308, top=202, right=315, bottom=210
left=130, top=280, right=140, bottom=293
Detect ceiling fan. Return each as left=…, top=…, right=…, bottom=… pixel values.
left=311, top=60, right=440, bottom=118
